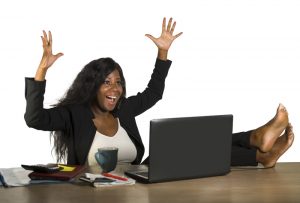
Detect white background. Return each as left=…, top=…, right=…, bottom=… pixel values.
left=0, top=0, right=299, bottom=167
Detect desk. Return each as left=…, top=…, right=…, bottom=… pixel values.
left=0, top=162, right=299, bottom=203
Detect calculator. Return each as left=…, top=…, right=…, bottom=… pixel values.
left=21, top=164, right=62, bottom=173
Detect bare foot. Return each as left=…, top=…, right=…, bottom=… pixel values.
left=256, top=123, right=294, bottom=168
left=250, top=103, right=289, bottom=152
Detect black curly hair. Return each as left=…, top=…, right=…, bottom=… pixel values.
left=50, top=57, right=126, bottom=163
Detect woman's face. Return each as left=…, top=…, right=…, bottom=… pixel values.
left=97, top=69, right=123, bottom=112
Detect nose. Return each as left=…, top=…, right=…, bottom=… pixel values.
left=109, top=82, right=121, bottom=91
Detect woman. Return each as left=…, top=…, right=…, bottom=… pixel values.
left=25, top=17, right=183, bottom=166
left=25, top=17, right=294, bottom=168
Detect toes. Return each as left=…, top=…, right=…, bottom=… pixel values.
left=286, top=124, right=294, bottom=143
left=278, top=103, right=284, bottom=110
left=286, top=123, right=294, bottom=136
left=278, top=103, right=288, bottom=114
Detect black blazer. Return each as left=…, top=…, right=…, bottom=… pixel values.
left=24, top=59, right=172, bottom=165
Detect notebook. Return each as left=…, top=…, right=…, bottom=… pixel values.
left=125, top=114, right=233, bottom=183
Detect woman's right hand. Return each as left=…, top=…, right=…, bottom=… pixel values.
left=35, top=31, right=63, bottom=81
left=38, top=30, right=63, bottom=70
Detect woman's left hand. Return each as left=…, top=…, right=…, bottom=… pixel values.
left=145, top=17, right=183, bottom=52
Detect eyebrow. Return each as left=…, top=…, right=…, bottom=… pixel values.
left=105, top=77, right=121, bottom=80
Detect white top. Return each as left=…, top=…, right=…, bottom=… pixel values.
left=87, top=119, right=137, bottom=167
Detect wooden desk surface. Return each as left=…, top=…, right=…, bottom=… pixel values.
left=1, top=162, right=299, bottom=203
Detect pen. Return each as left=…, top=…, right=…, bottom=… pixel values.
left=102, top=173, right=128, bottom=181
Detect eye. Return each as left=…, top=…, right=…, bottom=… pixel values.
left=104, top=80, right=111, bottom=86
left=116, top=81, right=123, bottom=86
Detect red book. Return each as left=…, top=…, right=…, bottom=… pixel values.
left=28, top=165, right=86, bottom=181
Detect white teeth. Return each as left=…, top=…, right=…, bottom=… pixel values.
left=107, top=96, right=117, bottom=102
left=108, top=96, right=116, bottom=99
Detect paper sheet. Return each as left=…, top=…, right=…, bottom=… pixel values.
left=0, top=167, right=64, bottom=187
left=83, top=173, right=135, bottom=187
left=0, top=167, right=31, bottom=187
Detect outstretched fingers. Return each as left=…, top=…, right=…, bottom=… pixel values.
left=162, top=17, right=166, bottom=32
left=41, top=30, right=48, bottom=47
left=165, top=17, right=183, bottom=40
left=38, top=30, right=63, bottom=70
left=145, top=34, right=155, bottom=42
left=170, top=21, right=176, bottom=35
left=41, top=30, right=52, bottom=50
left=166, top=17, right=173, bottom=32
left=145, top=17, right=182, bottom=51
left=174, top=31, right=183, bottom=39
left=48, top=30, right=53, bottom=46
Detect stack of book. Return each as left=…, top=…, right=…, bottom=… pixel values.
left=28, top=164, right=86, bottom=181
left=0, top=164, right=86, bottom=187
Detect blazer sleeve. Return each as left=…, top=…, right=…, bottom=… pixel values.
left=123, top=58, right=172, bottom=117
left=24, top=78, right=71, bottom=131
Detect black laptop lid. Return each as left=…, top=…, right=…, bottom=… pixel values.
left=148, top=114, right=233, bottom=183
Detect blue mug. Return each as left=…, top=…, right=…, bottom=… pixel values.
left=95, top=147, right=118, bottom=173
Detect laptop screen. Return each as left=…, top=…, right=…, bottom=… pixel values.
left=148, top=115, right=233, bottom=182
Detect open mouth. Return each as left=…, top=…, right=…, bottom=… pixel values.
left=106, top=95, right=117, bottom=103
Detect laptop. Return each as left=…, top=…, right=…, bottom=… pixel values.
left=125, top=114, right=233, bottom=183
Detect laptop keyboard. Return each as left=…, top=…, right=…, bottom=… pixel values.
left=135, top=171, right=149, bottom=178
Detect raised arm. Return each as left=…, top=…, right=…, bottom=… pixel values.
left=35, top=30, right=64, bottom=81
left=145, top=17, right=183, bottom=61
